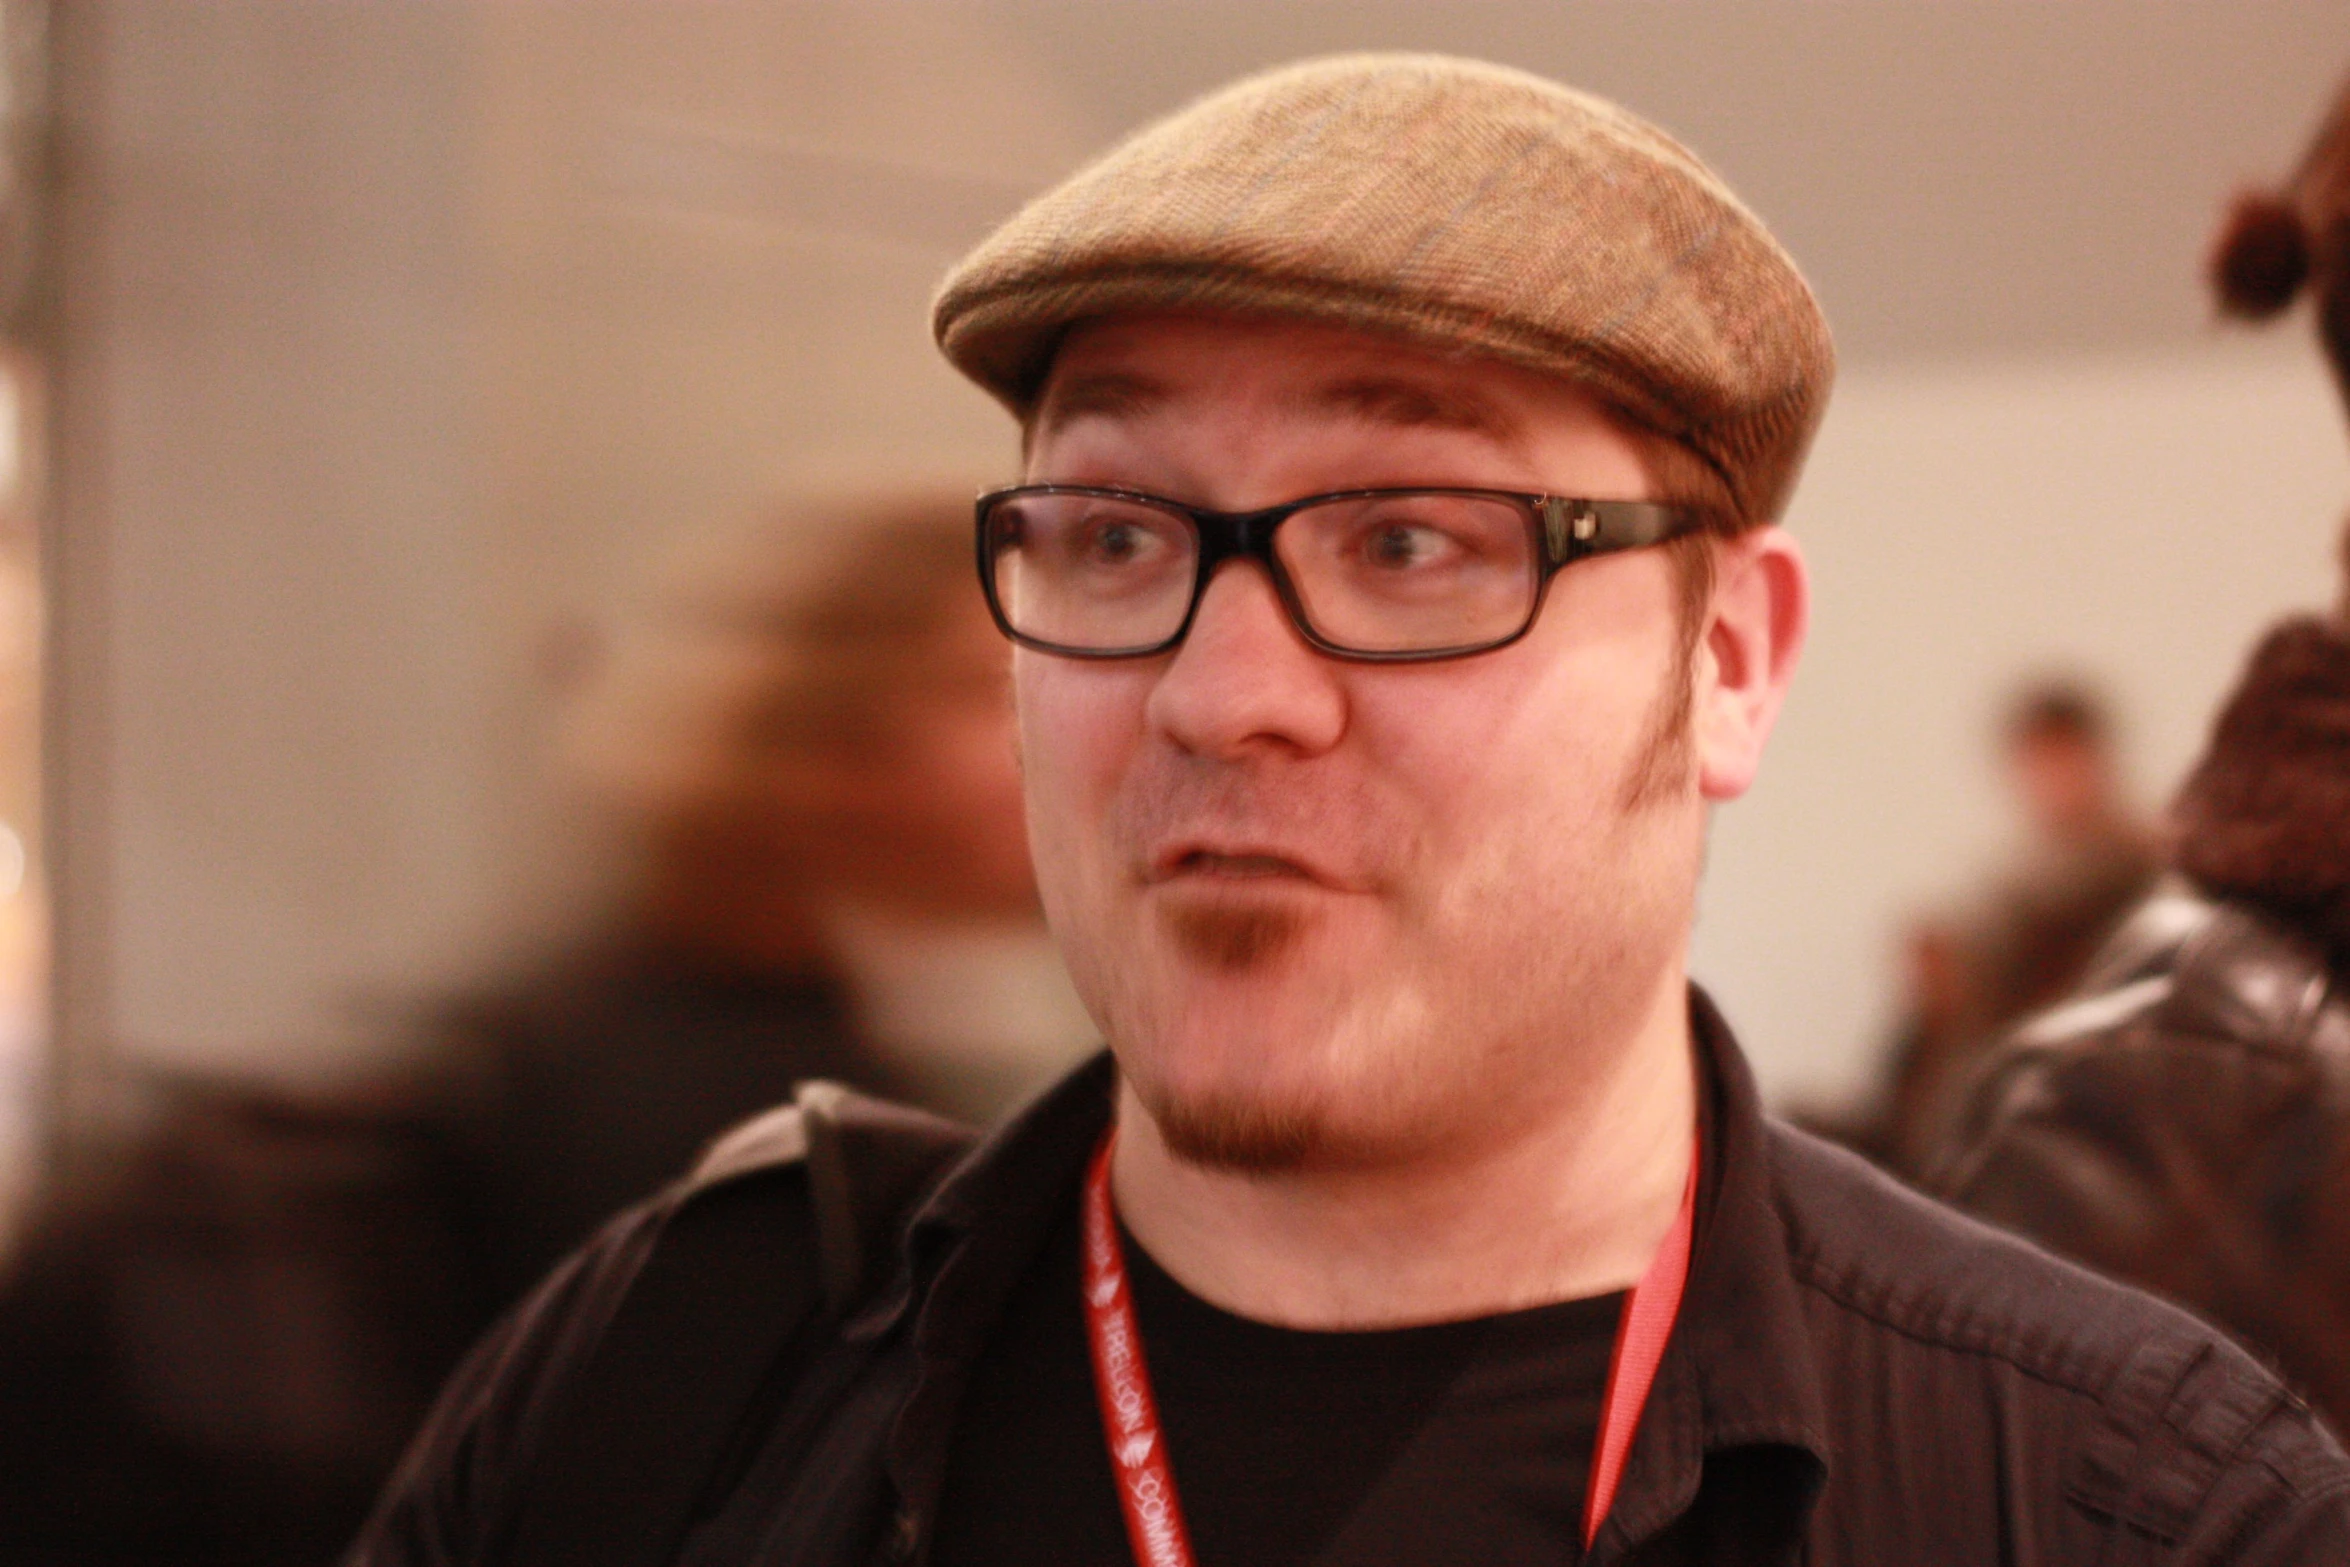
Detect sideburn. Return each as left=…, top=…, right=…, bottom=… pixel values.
left=1618, top=531, right=1715, bottom=811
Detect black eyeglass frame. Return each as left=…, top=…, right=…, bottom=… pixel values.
left=973, top=483, right=1716, bottom=663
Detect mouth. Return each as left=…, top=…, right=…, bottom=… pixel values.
left=1148, top=842, right=1346, bottom=889
left=1175, top=850, right=1307, bottom=879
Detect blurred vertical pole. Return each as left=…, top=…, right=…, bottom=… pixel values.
left=15, top=3, right=490, bottom=1145
left=31, top=0, right=93, bottom=1192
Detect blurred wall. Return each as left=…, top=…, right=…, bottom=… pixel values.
left=1704, top=337, right=2345, bottom=1104
left=41, top=1, right=2350, bottom=1116
left=50, top=4, right=491, bottom=1101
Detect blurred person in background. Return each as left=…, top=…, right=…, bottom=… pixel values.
left=1967, top=681, right=2159, bottom=1030
left=0, top=486, right=1086, bottom=1565
left=1830, top=679, right=2155, bottom=1177
left=435, top=485, right=1091, bottom=1310
left=1939, top=67, right=2350, bottom=1433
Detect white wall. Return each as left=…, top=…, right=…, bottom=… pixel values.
left=53, top=4, right=493, bottom=1093
left=58, top=3, right=1083, bottom=1091
left=1697, top=334, right=2350, bottom=1104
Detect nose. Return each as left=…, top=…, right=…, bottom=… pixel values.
left=1145, top=560, right=1347, bottom=758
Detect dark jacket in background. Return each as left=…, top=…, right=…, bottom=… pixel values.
left=1941, top=617, right=2350, bottom=1435
left=1939, top=884, right=2350, bottom=1430
left=426, top=934, right=895, bottom=1313
left=0, top=934, right=893, bottom=1567
left=352, top=992, right=2350, bottom=1567
left=0, top=1089, right=485, bottom=1567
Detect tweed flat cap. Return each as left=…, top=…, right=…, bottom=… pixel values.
left=934, top=53, right=1834, bottom=523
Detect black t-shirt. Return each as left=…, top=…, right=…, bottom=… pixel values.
left=932, top=1198, right=1624, bottom=1567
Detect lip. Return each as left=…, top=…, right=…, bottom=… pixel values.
left=1144, top=839, right=1360, bottom=892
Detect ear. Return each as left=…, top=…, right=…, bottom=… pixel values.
left=1693, top=526, right=1808, bottom=802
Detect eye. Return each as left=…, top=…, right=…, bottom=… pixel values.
left=1360, top=520, right=1454, bottom=570
left=1053, top=501, right=1189, bottom=583
left=1090, top=518, right=1154, bottom=565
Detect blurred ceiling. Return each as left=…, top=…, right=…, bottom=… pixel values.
left=580, top=0, right=2350, bottom=368
left=1010, top=1, right=2350, bottom=367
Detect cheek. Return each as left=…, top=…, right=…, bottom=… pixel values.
left=1380, top=655, right=1651, bottom=839
left=1014, top=656, right=1155, bottom=895
left=1375, top=618, right=1675, bottom=922
left=1413, top=718, right=1615, bottom=934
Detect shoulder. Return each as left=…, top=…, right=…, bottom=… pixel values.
left=348, top=1081, right=974, bottom=1567
left=691, top=1078, right=970, bottom=1189
left=685, top=1080, right=978, bottom=1310
left=1937, top=888, right=2350, bottom=1234
left=1773, top=1117, right=2240, bottom=1390
left=1987, top=885, right=2349, bottom=1088
left=514, top=1073, right=974, bottom=1366
left=1933, top=886, right=2350, bottom=1215
left=1767, top=1122, right=2350, bottom=1541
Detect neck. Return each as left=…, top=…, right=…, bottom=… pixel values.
left=1108, top=976, right=1698, bottom=1330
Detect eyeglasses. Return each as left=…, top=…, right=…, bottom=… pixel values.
left=974, top=484, right=1712, bottom=662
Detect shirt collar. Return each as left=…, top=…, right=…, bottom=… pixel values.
left=1595, top=987, right=1831, bottom=1556
left=844, top=1049, right=1114, bottom=1344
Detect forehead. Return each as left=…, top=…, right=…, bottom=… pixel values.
left=1031, top=311, right=1646, bottom=480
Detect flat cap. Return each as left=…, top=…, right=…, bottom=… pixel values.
left=934, top=53, right=1834, bottom=523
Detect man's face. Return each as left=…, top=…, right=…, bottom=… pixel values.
left=1018, top=312, right=1713, bottom=1172
left=2008, top=729, right=2111, bottom=842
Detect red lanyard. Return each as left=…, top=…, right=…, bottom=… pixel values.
left=1081, top=1129, right=1699, bottom=1567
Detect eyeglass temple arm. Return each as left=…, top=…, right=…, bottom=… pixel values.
left=1538, top=497, right=1707, bottom=566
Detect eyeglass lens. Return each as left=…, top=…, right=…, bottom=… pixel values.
left=985, top=491, right=1542, bottom=656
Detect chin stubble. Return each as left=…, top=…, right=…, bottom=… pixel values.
left=1162, top=900, right=1309, bottom=971
left=1148, top=1084, right=1323, bottom=1174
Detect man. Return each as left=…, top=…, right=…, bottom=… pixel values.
left=352, top=55, right=2350, bottom=1566
left=1974, top=682, right=2158, bottom=1031
left=1938, top=65, right=2350, bottom=1439
left=1852, top=679, right=2154, bottom=1178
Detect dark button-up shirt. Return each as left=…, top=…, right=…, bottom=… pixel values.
left=354, top=992, right=2350, bottom=1565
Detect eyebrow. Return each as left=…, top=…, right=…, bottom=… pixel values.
left=1032, top=370, right=1169, bottom=441
left=1303, top=375, right=1525, bottom=445
left=1030, top=366, right=1528, bottom=451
